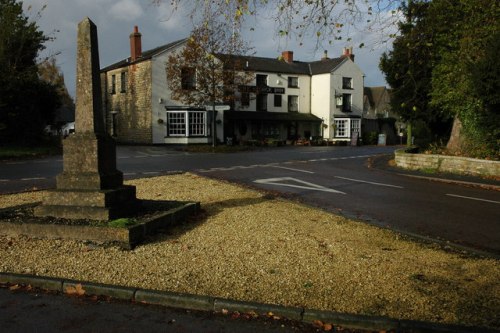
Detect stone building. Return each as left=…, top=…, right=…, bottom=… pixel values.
left=100, top=27, right=365, bottom=145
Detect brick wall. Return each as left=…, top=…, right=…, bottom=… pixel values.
left=102, top=61, right=153, bottom=144
left=395, top=149, right=500, bottom=177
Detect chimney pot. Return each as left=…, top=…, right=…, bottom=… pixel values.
left=282, top=51, right=293, bottom=63
left=342, top=47, right=354, bottom=61
left=130, top=26, right=142, bottom=62
left=322, top=50, right=329, bottom=61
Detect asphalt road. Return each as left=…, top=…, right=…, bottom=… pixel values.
left=1, top=145, right=499, bottom=254
left=0, top=286, right=321, bottom=333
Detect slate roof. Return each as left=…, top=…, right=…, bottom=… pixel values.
left=364, top=86, right=390, bottom=110
left=218, top=54, right=347, bottom=75
left=100, top=39, right=187, bottom=72
left=101, top=38, right=349, bottom=76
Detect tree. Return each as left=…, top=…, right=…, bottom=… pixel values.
left=429, top=0, right=499, bottom=158
left=166, top=15, right=253, bottom=146
left=38, top=57, right=74, bottom=110
left=0, top=0, right=59, bottom=145
left=152, top=0, right=403, bottom=48
left=379, top=0, right=451, bottom=147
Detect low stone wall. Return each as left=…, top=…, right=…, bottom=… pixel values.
left=395, top=148, right=500, bottom=177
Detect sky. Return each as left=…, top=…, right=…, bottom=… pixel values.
left=22, top=0, right=395, bottom=99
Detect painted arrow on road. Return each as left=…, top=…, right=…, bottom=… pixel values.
left=254, top=177, right=345, bottom=194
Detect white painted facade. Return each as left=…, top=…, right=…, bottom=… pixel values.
left=102, top=30, right=365, bottom=145
left=311, top=59, right=364, bottom=141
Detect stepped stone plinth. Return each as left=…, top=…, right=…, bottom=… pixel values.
left=35, top=18, right=137, bottom=220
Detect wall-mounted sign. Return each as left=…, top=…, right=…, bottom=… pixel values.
left=239, top=85, right=285, bottom=94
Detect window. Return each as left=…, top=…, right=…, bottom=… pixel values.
left=288, top=95, right=298, bottom=112
left=257, top=94, right=267, bottom=111
left=288, top=76, right=299, bottom=88
left=241, top=92, right=250, bottom=107
left=334, top=119, right=348, bottom=138
left=351, top=119, right=360, bottom=134
left=342, top=94, right=352, bottom=112
left=342, top=77, right=353, bottom=89
left=167, top=112, right=186, bottom=136
left=188, top=112, right=206, bottom=136
left=111, top=75, right=116, bottom=94
left=120, top=72, right=127, bottom=93
left=256, top=74, right=267, bottom=87
left=274, top=94, right=282, bottom=107
left=181, top=67, right=196, bottom=90
left=167, top=111, right=206, bottom=137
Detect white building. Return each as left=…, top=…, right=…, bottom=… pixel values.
left=101, top=27, right=365, bottom=145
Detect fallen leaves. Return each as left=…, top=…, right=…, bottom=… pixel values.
left=313, top=320, right=335, bottom=331
left=65, top=283, right=85, bottom=296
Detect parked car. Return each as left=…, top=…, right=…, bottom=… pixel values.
left=61, top=122, right=75, bottom=137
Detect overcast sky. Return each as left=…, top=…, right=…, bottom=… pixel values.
left=23, top=0, right=393, bottom=98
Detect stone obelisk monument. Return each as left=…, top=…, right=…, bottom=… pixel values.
left=35, top=18, right=137, bottom=220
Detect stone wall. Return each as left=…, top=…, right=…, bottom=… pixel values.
left=395, top=148, right=500, bottom=177
left=102, top=61, right=153, bottom=144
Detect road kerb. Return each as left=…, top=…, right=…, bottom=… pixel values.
left=213, top=298, right=303, bottom=321
left=0, top=272, right=62, bottom=291
left=134, top=289, right=214, bottom=312
left=62, top=280, right=136, bottom=301
left=1, top=272, right=498, bottom=333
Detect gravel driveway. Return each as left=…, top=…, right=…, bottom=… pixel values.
left=1, top=173, right=498, bottom=329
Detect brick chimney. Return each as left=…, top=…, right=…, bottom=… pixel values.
left=342, top=47, right=354, bottom=61
left=130, top=25, right=142, bottom=62
left=282, top=51, right=293, bottom=63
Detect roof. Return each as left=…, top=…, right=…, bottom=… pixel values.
left=218, top=54, right=348, bottom=75
left=102, top=37, right=350, bottom=76
left=364, top=86, right=390, bottom=109
left=224, top=110, right=322, bottom=122
left=101, top=39, right=187, bottom=72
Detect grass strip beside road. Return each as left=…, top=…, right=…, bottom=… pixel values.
left=0, top=173, right=498, bottom=330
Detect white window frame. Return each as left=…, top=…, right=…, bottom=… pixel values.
left=188, top=111, right=206, bottom=136
left=167, top=111, right=206, bottom=137
left=334, top=119, right=349, bottom=138
left=351, top=119, right=360, bottom=135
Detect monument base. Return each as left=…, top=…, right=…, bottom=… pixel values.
left=34, top=185, right=138, bottom=220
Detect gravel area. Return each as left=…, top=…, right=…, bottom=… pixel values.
left=1, top=173, right=499, bottom=329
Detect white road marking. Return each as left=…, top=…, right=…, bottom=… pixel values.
left=0, top=179, right=8, bottom=182
left=335, top=176, right=403, bottom=188
left=272, top=166, right=314, bottom=174
left=446, top=194, right=500, bottom=204
left=143, top=172, right=160, bottom=175
left=20, top=177, right=45, bottom=181
left=254, top=177, right=345, bottom=194
left=124, top=173, right=137, bottom=176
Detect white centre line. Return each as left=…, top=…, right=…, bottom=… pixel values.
left=335, top=176, right=403, bottom=188
left=272, top=166, right=314, bottom=174
left=446, top=194, right=500, bottom=204
left=21, top=177, right=45, bottom=181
